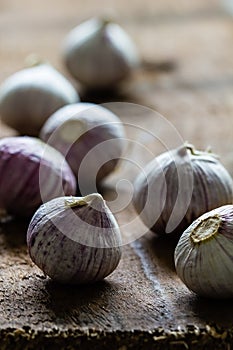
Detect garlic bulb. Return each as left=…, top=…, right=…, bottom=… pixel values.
left=62, top=17, right=139, bottom=89
left=175, top=205, right=233, bottom=298
left=0, top=136, right=76, bottom=217
left=0, top=62, right=79, bottom=136
left=133, top=143, right=233, bottom=235
left=40, top=103, right=125, bottom=194
left=27, top=194, right=122, bottom=284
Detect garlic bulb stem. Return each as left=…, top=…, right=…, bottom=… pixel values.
left=185, top=142, right=218, bottom=158
left=190, top=215, right=221, bottom=243
left=59, top=119, right=87, bottom=143
left=100, top=17, right=112, bottom=27
left=65, top=193, right=104, bottom=208
left=185, top=143, right=201, bottom=156
left=25, top=53, right=44, bottom=68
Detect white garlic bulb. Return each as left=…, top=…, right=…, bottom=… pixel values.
left=133, top=144, right=233, bottom=235
left=0, top=62, right=79, bottom=136
left=27, top=193, right=122, bottom=284
left=40, top=102, right=125, bottom=194
left=175, top=205, right=233, bottom=298
left=62, top=17, right=139, bottom=89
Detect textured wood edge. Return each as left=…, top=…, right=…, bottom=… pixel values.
left=1, top=325, right=232, bottom=350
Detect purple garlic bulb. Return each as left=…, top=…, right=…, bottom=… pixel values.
left=40, top=103, right=125, bottom=194
left=175, top=205, right=233, bottom=298
left=0, top=136, right=76, bottom=217
left=27, top=193, right=122, bottom=284
left=133, top=143, right=233, bottom=235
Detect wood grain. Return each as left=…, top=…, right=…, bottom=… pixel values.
left=0, top=0, right=233, bottom=348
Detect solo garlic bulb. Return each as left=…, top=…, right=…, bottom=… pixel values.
left=175, top=205, right=233, bottom=298
left=133, top=143, right=233, bottom=235
left=27, top=194, right=122, bottom=284
left=0, top=136, right=76, bottom=217
left=62, top=17, right=139, bottom=89
left=0, top=62, right=79, bottom=136
left=40, top=103, right=125, bottom=194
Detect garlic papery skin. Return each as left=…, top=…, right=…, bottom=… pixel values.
left=133, top=143, right=233, bottom=235
left=27, top=194, right=122, bottom=284
left=0, top=136, right=76, bottom=217
left=0, top=63, right=80, bottom=136
left=40, top=103, right=125, bottom=193
left=174, top=205, right=233, bottom=298
left=62, top=17, right=139, bottom=89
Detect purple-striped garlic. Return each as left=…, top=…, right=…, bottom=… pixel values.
left=133, top=143, right=233, bottom=235
left=175, top=205, right=233, bottom=298
left=0, top=136, right=76, bottom=217
left=27, top=193, right=122, bottom=284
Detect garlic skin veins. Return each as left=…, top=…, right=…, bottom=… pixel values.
left=27, top=193, right=122, bottom=284
left=133, top=144, right=233, bottom=235
left=63, top=17, right=139, bottom=89
left=40, top=102, right=125, bottom=193
left=0, top=63, right=79, bottom=136
left=174, top=205, right=233, bottom=298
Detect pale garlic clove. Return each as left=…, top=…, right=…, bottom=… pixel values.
left=133, top=143, right=233, bottom=235
left=174, top=205, right=233, bottom=298
left=0, top=62, right=79, bottom=136
left=62, top=17, right=139, bottom=89
left=27, top=193, right=122, bottom=284
left=40, top=102, right=125, bottom=193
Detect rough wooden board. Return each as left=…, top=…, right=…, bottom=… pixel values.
left=0, top=0, right=233, bottom=349
left=1, top=217, right=233, bottom=349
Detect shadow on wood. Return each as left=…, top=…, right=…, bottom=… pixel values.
left=44, top=279, right=118, bottom=314
left=0, top=218, right=29, bottom=249
left=138, top=231, right=180, bottom=272
left=187, top=294, right=233, bottom=327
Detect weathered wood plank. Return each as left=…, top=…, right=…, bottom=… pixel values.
left=0, top=0, right=233, bottom=348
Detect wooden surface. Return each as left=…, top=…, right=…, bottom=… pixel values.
left=1, top=0, right=233, bottom=349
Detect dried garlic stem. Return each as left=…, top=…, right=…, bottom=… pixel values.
left=190, top=215, right=221, bottom=243
left=65, top=193, right=104, bottom=208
